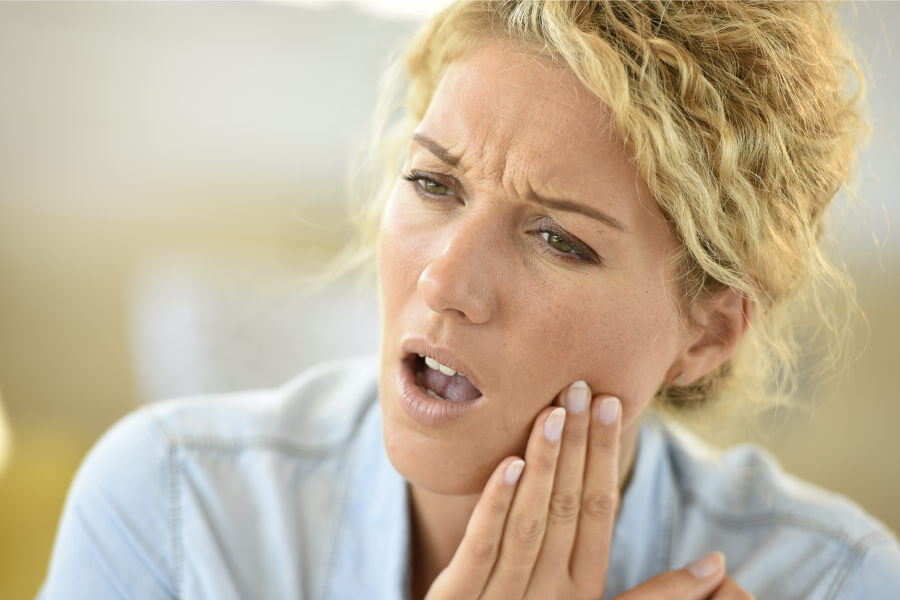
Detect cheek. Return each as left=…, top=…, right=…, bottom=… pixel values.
left=515, top=281, right=681, bottom=421
left=592, top=299, right=680, bottom=414
left=377, top=195, right=422, bottom=315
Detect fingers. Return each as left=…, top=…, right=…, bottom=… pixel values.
left=709, top=575, right=756, bottom=600
left=480, top=405, right=565, bottom=599
left=613, top=552, right=726, bottom=600
left=528, top=381, right=593, bottom=587
left=569, top=393, right=622, bottom=586
left=430, top=382, right=626, bottom=600
left=425, top=456, right=524, bottom=599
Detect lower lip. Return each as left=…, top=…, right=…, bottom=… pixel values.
left=397, top=356, right=485, bottom=426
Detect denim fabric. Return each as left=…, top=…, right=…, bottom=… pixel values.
left=39, top=357, right=900, bottom=599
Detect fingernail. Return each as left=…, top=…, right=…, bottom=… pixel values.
left=595, top=396, right=620, bottom=425
left=504, top=459, right=525, bottom=485
left=687, top=552, right=724, bottom=579
left=544, top=407, right=566, bottom=442
left=567, top=380, right=589, bottom=414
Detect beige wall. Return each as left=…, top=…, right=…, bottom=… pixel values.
left=1, top=2, right=898, bottom=597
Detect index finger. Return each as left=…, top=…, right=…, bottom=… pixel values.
left=426, top=456, right=524, bottom=599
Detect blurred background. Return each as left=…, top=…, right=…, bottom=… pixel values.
left=0, top=1, right=898, bottom=597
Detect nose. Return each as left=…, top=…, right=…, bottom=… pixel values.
left=417, top=216, right=499, bottom=325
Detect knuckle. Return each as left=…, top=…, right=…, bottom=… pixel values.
left=581, top=490, right=618, bottom=522
left=547, top=491, right=580, bottom=522
left=562, top=423, right=588, bottom=445
left=588, top=430, right=615, bottom=453
left=510, top=513, right=546, bottom=545
left=485, top=495, right=509, bottom=515
left=530, top=449, right=558, bottom=472
left=467, top=538, right=498, bottom=563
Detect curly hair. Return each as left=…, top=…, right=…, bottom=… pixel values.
left=349, top=0, right=867, bottom=424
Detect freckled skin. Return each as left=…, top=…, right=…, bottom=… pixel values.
left=377, top=41, right=691, bottom=496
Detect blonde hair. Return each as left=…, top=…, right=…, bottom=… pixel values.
left=347, top=0, right=867, bottom=424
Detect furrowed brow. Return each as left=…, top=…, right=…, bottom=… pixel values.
left=528, top=190, right=629, bottom=233
left=411, top=133, right=462, bottom=168
left=411, top=132, right=628, bottom=234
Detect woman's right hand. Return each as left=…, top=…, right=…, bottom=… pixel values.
left=424, top=380, right=754, bottom=600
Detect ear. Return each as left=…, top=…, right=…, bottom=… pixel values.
left=666, top=287, right=752, bottom=386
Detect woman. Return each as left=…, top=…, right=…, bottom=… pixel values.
left=40, top=1, right=899, bottom=598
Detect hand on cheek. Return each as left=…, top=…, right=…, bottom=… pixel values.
left=425, top=381, right=752, bottom=600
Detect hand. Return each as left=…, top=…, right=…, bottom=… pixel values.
left=425, top=380, right=755, bottom=600
left=618, top=561, right=755, bottom=600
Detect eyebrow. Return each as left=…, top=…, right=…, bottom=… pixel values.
left=528, top=191, right=629, bottom=233
left=412, top=133, right=462, bottom=167
left=411, top=132, right=629, bottom=234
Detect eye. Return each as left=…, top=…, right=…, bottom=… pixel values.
left=533, top=217, right=602, bottom=265
left=418, top=178, right=449, bottom=195
left=541, top=231, right=575, bottom=254
left=402, top=171, right=455, bottom=198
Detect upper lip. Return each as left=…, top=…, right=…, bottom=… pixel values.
left=401, top=337, right=485, bottom=395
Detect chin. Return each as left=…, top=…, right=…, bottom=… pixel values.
left=382, top=422, right=497, bottom=495
left=378, top=378, right=505, bottom=495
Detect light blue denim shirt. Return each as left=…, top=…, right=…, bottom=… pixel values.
left=39, top=357, right=900, bottom=599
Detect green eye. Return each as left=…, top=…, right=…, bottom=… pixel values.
left=420, top=179, right=449, bottom=195
left=542, top=231, right=574, bottom=253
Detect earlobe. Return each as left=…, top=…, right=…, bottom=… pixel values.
left=669, top=288, right=752, bottom=386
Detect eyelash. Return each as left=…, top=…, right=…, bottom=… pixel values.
left=401, top=171, right=600, bottom=266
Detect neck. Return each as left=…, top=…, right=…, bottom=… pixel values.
left=407, top=484, right=480, bottom=600
left=407, top=418, right=642, bottom=599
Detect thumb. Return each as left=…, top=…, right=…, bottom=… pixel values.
left=613, top=552, right=726, bottom=600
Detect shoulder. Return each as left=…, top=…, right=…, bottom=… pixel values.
left=75, top=354, right=379, bottom=487
left=655, top=419, right=900, bottom=598
left=41, top=356, right=381, bottom=599
left=146, top=354, right=380, bottom=450
left=79, top=353, right=380, bottom=487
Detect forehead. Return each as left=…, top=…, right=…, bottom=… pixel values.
left=418, top=40, right=630, bottom=175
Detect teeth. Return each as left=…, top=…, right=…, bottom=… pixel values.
left=438, top=364, right=456, bottom=376
left=418, top=385, right=447, bottom=401
left=423, top=355, right=457, bottom=377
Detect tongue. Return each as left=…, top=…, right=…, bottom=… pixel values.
left=423, top=367, right=482, bottom=402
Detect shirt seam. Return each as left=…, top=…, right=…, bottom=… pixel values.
left=681, top=487, right=879, bottom=548
left=149, top=407, right=184, bottom=600
left=147, top=410, right=358, bottom=600
left=824, top=531, right=894, bottom=600
left=145, top=434, right=351, bottom=457
left=166, top=443, right=183, bottom=599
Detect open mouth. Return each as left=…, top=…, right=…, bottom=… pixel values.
left=408, top=353, right=483, bottom=403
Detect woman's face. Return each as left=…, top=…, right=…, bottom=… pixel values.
left=377, top=40, right=692, bottom=494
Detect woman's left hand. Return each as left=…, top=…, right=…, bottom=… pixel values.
left=425, top=380, right=754, bottom=599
